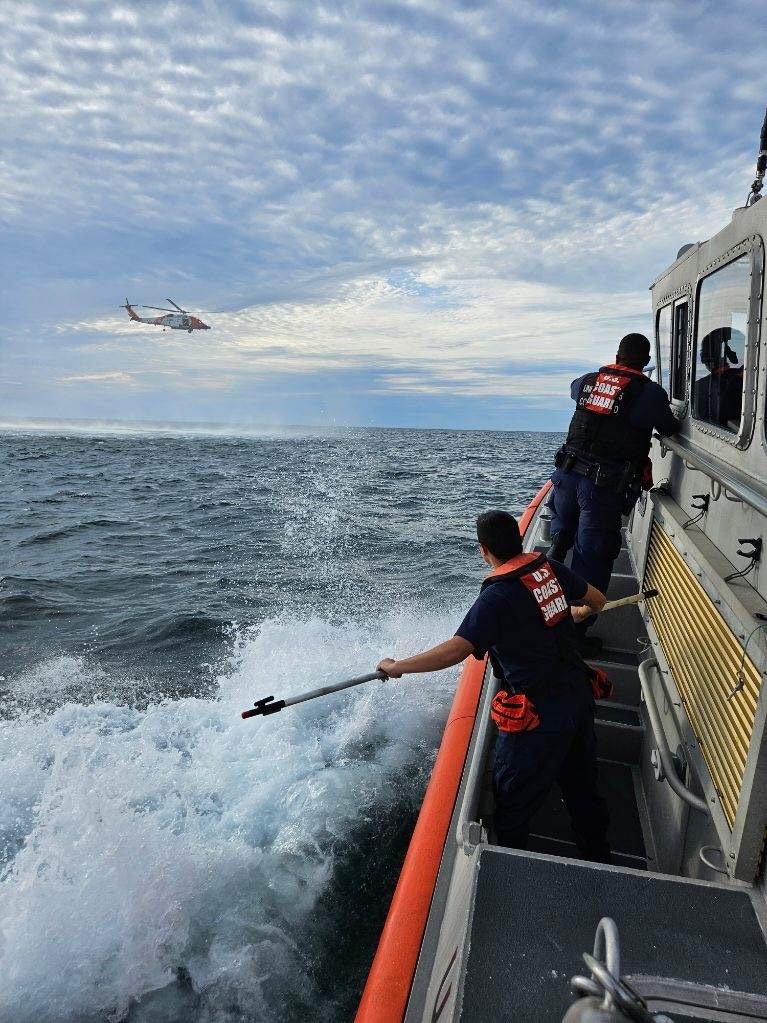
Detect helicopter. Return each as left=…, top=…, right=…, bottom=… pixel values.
left=121, top=298, right=211, bottom=333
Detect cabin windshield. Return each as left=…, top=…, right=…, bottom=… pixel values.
left=693, top=254, right=749, bottom=433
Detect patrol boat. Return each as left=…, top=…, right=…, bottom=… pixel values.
left=356, top=108, right=767, bottom=1023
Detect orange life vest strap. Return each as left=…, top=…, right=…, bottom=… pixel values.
left=483, top=551, right=544, bottom=581
left=483, top=553, right=570, bottom=628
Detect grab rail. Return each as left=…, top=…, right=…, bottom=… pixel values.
left=454, top=657, right=495, bottom=850
left=638, top=658, right=708, bottom=813
left=654, top=433, right=767, bottom=518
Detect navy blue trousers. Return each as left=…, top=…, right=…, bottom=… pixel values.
left=492, top=689, right=610, bottom=861
left=548, top=468, right=624, bottom=598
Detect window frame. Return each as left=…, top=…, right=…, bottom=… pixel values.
left=655, top=303, right=672, bottom=393
left=670, top=298, right=690, bottom=405
left=691, top=240, right=763, bottom=450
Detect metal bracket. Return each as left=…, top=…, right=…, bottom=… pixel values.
left=650, top=745, right=685, bottom=783
left=682, top=494, right=710, bottom=529
left=724, top=537, right=762, bottom=582
left=460, top=820, right=486, bottom=854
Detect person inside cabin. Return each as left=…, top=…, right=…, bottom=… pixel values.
left=377, top=510, right=612, bottom=861
left=548, top=332, right=680, bottom=656
left=694, top=327, right=744, bottom=430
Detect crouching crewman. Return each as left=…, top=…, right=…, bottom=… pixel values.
left=378, top=509, right=611, bottom=862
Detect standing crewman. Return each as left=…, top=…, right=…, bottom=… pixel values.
left=550, top=332, right=680, bottom=654
left=378, top=510, right=611, bottom=861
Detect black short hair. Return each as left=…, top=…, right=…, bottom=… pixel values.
left=616, top=333, right=651, bottom=368
left=476, top=510, right=522, bottom=561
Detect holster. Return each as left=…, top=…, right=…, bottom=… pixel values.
left=491, top=691, right=541, bottom=733
left=554, top=445, right=577, bottom=472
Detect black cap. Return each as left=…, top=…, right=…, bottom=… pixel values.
left=616, top=333, right=651, bottom=366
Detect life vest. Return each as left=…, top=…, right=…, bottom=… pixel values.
left=482, top=553, right=613, bottom=729
left=564, top=363, right=651, bottom=469
left=481, top=552, right=570, bottom=627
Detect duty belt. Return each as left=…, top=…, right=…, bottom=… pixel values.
left=557, top=447, right=634, bottom=491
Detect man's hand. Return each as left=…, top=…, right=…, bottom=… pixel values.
left=571, top=604, right=593, bottom=624
left=377, top=658, right=402, bottom=678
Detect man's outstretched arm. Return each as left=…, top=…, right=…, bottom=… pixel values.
left=378, top=636, right=474, bottom=679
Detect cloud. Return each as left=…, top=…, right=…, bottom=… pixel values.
left=2, top=0, right=767, bottom=427
left=58, top=371, right=139, bottom=386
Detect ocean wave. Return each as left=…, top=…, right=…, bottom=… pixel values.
left=144, top=613, right=230, bottom=648
left=0, top=605, right=460, bottom=1022
left=18, top=519, right=133, bottom=546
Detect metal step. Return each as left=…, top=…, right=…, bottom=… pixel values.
left=591, top=592, right=645, bottom=654
left=527, top=833, right=647, bottom=871
left=605, top=571, right=640, bottom=599
left=594, top=702, right=643, bottom=763
left=613, top=545, right=634, bottom=575
left=589, top=651, right=640, bottom=705
left=527, top=760, right=648, bottom=865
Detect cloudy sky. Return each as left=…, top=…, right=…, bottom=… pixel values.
left=2, top=1, right=766, bottom=430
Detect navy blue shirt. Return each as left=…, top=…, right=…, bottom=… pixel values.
left=456, top=559, right=588, bottom=716
left=570, top=372, right=680, bottom=436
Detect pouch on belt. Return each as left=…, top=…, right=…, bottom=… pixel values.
left=491, top=691, right=540, bottom=732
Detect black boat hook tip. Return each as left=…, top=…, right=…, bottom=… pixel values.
left=241, top=695, right=286, bottom=719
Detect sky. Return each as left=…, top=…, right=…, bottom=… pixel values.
left=2, top=0, right=766, bottom=431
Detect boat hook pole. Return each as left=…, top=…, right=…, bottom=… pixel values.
left=602, top=587, right=657, bottom=613
left=241, top=592, right=658, bottom=719
left=242, top=670, right=388, bottom=719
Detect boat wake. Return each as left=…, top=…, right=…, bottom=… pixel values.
left=0, top=603, right=464, bottom=1022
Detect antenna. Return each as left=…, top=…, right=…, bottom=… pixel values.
left=746, top=105, right=767, bottom=207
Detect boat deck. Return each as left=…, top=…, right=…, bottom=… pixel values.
left=458, top=848, right=767, bottom=1022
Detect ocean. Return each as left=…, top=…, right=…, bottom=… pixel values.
left=0, top=425, right=560, bottom=1022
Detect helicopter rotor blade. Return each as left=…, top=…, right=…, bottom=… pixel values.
left=141, top=306, right=177, bottom=313
left=166, top=298, right=187, bottom=313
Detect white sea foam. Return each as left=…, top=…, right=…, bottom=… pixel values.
left=0, top=604, right=464, bottom=1021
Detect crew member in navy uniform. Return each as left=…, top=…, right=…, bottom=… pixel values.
left=550, top=332, right=679, bottom=654
left=378, top=510, right=611, bottom=861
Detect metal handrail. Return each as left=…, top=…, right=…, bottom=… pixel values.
left=654, top=433, right=767, bottom=518
left=638, top=658, right=709, bottom=813
left=454, top=659, right=496, bottom=850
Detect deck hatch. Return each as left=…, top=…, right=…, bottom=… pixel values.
left=643, top=522, right=761, bottom=827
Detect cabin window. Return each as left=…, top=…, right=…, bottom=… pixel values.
left=656, top=305, right=672, bottom=391
left=693, top=255, right=749, bottom=433
left=671, top=300, right=689, bottom=402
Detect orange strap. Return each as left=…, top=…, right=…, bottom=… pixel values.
left=483, top=551, right=542, bottom=581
